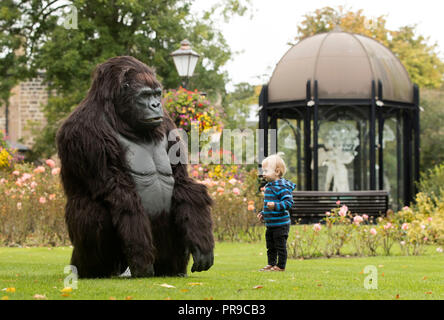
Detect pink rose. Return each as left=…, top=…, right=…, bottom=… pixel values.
left=401, top=223, right=409, bottom=231
left=39, top=197, right=47, bottom=204
left=353, top=215, right=364, bottom=224
left=370, top=228, right=377, bottom=235
left=12, top=170, right=20, bottom=176
left=45, top=159, right=56, bottom=168
left=383, top=222, right=392, bottom=230
left=34, top=166, right=45, bottom=173
left=363, top=214, right=369, bottom=220
left=49, top=194, right=56, bottom=200
left=313, top=223, right=322, bottom=232
left=232, top=187, right=240, bottom=195
left=30, top=181, right=37, bottom=189
left=51, top=168, right=61, bottom=175
left=15, top=178, right=23, bottom=187
left=21, top=173, right=32, bottom=181
left=325, top=211, right=331, bottom=216
left=336, top=200, right=341, bottom=205
left=339, top=205, right=348, bottom=217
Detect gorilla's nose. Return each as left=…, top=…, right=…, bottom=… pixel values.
left=151, top=102, right=160, bottom=109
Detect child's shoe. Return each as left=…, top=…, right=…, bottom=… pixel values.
left=271, top=266, right=285, bottom=271
left=259, top=265, right=274, bottom=271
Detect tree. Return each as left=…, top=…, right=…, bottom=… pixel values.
left=294, top=6, right=444, bottom=89
left=222, top=82, right=259, bottom=129
left=0, top=0, right=251, bottom=159
left=419, top=86, right=444, bottom=173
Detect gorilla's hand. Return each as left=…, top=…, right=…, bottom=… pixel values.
left=191, top=246, right=214, bottom=272
left=130, top=263, right=154, bottom=278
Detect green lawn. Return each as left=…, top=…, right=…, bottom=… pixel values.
left=0, top=243, right=443, bottom=300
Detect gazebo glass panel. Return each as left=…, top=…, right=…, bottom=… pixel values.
left=277, top=118, right=305, bottom=190
left=383, top=115, right=404, bottom=210
left=317, top=107, right=370, bottom=191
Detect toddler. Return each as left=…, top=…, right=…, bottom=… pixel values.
left=257, top=153, right=296, bottom=271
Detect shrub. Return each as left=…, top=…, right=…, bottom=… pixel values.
left=0, top=161, right=68, bottom=246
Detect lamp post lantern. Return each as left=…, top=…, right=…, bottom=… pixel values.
left=170, top=39, right=200, bottom=89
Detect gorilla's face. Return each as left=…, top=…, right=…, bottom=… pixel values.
left=115, top=73, right=164, bottom=136
left=132, top=86, right=164, bottom=128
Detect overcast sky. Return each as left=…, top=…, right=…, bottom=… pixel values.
left=192, top=0, right=444, bottom=91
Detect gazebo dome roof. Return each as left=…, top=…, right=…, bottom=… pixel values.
left=268, top=30, right=413, bottom=103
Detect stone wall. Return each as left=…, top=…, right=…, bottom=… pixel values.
left=0, top=75, right=48, bottom=148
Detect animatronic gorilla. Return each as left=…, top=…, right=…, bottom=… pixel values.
left=56, top=56, right=214, bottom=278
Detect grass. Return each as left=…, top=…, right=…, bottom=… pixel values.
left=1, top=242, right=444, bottom=300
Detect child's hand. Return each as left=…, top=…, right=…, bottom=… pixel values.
left=267, top=202, right=275, bottom=209
left=257, top=213, right=264, bottom=223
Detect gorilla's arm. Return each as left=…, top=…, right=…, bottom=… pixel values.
left=57, top=115, right=155, bottom=277
left=164, top=116, right=214, bottom=272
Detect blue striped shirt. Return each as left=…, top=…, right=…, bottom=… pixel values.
left=262, top=178, right=296, bottom=227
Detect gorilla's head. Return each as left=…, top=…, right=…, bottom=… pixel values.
left=88, top=56, right=167, bottom=141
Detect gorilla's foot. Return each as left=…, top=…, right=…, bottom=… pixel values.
left=130, top=264, right=155, bottom=278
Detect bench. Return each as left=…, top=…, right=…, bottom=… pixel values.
left=290, top=190, right=389, bottom=223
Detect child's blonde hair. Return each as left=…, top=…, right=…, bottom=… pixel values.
left=262, top=152, right=286, bottom=177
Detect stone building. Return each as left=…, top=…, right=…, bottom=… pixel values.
left=0, top=73, right=49, bottom=150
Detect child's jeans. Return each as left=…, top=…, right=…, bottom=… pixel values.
left=265, top=224, right=290, bottom=269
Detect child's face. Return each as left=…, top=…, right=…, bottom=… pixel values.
left=262, top=162, right=280, bottom=182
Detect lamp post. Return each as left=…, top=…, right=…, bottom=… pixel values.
left=170, top=39, right=200, bottom=89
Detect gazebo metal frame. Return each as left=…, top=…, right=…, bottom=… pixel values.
left=259, top=79, right=420, bottom=207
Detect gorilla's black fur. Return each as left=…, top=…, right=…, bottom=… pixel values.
left=56, top=56, right=214, bottom=278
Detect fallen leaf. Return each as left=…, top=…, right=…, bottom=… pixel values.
left=293, top=287, right=298, bottom=290
left=425, top=292, right=432, bottom=294
left=188, top=282, right=203, bottom=286
left=181, top=289, right=189, bottom=293
left=125, top=296, right=133, bottom=300
left=204, top=297, right=213, bottom=300
left=378, top=265, right=384, bottom=268
left=395, top=294, right=400, bottom=299
left=60, top=293, right=70, bottom=297
left=5, top=288, right=16, bottom=293
left=164, top=297, right=172, bottom=300
left=61, top=287, right=73, bottom=293
left=109, top=297, right=116, bottom=300
left=317, top=283, right=323, bottom=287
left=422, top=276, right=427, bottom=280
left=253, top=285, right=263, bottom=289
left=33, top=294, right=47, bottom=300
left=159, top=283, right=176, bottom=289
left=381, top=273, right=385, bottom=277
